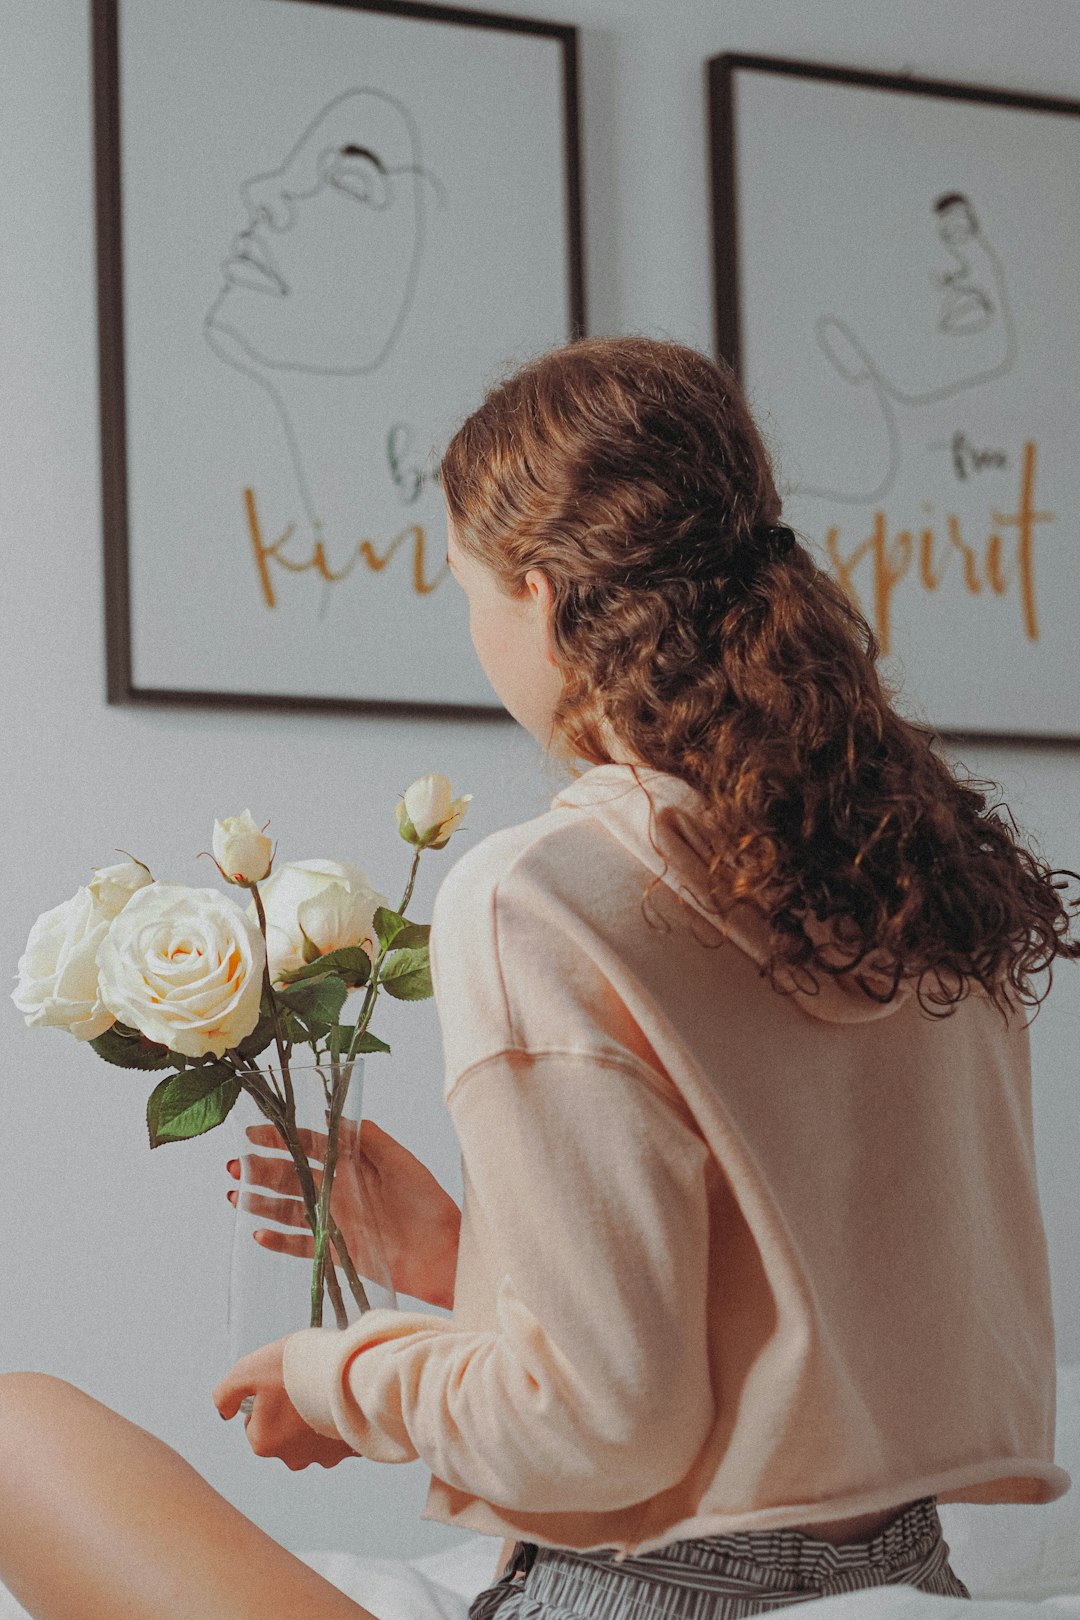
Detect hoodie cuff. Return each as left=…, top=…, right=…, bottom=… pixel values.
left=282, top=1325, right=358, bottom=1439
left=282, top=1307, right=443, bottom=1453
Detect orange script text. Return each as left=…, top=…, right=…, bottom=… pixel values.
left=824, top=441, right=1052, bottom=654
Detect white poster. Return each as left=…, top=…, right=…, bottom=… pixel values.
left=710, top=56, right=1080, bottom=740
left=95, top=0, right=582, bottom=712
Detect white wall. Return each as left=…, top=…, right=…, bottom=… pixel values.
left=2, top=0, right=1077, bottom=1565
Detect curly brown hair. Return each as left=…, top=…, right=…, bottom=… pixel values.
left=440, top=334, right=1080, bottom=1024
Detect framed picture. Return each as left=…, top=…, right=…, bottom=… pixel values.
left=708, top=54, right=1080, bottom=742
left=93, top=0, right=584, bottom=715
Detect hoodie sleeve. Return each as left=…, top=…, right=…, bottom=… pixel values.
left=281, top=1046, right=715, bottom=1512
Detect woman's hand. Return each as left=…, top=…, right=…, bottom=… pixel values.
left=212, top=1337, right=357, bottom=1469
left=226, top=1118, right=461, bottom=1309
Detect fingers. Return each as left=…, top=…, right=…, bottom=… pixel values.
left=358, top=1119, right=407, bottom=1160
left=226, top=1139, right=387, bottom=1202
left=223, top=1173, right=314, bottom=1251
left=243, top=1121, right=361, bottom=1157
left=229, top=1152, right=317, bottom=1196
left=244, top=1406, right=356, bottom=1469
left=213, top=1337, right=290, bottom=1426
left=215, top=1390, right=245, bottom=1421
left=243, top=1123, right=327, bottom=1157
left=252, top=1229, right=314, bottom=1257
left=246, top=1230, right=370, bottom=1269
left=238, top=1389, right=289, bottom=1455
left=212, top=1365, right=252, bottom=1421
left=357, top=1119, right=428, bottom=1178
left=239, top=1119, right=400, bottom=1176
left=228, top=1188, right=311, bottom=1228
left=227, top=1363, right=358, bottom=1470
left=240, top=1211, right=380, bottom=1272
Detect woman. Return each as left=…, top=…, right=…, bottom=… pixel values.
left=0, top=335, right=1075, bottom=1618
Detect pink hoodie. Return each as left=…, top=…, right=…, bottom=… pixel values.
left=282, top=764, right=1068, bottom=1558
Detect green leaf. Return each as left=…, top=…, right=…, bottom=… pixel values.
left=276, top=976, right=348, bottom=1030
left=147, top=1066, right=241, bottom=1148
left=379, top=947, right=433, bottom=1002
left=389, top=921, right=430, bottom=950
left=279, top=1009, right=311, bottom=1048
left=235, top=1012, right=276, bottom=1060
left=373, top=906, right=409, bottom=952
left=278, top=946, right=371, bottom=989
left=329, top=1020, right=344, bottom=1062
left=333, top=1024, right=392, bottom=1056
left=90, top=1024, right=175, bottom=1070
left=356, top=1029, right=393, bottom=1054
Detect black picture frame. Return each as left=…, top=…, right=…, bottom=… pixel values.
left=93, top=0, right=585, bottom=718
left=707, top=54, right=1080, bottom=744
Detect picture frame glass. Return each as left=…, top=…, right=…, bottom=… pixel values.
left=101, top=0, right=580, bottom=711
left=713, top=59, right=1080, bottom=740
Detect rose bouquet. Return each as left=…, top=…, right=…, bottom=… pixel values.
left=12, top=774, right=471, bottom=1337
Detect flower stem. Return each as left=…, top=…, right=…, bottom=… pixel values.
left=330, top=1219, right=372, bottom=1313
left=244, top=863, right=414, bottom=1324
left=312, top=1066, right=348, bottom=1315
left=250, top=885, right=289, bottom=1080
left=246, top=889, right=348, bottom=1324
left=398, top=848, right=422, bottom=915
left=343, top=849, right=423, bottom=1068
left=235, top=1067, right=348, bottom=1328
left=312, top=1061, right=375, bottom=1318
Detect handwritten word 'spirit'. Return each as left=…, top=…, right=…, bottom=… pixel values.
left=825, top=441, right=1052, bottom=655
left=243, top=488, right=448, bottom=608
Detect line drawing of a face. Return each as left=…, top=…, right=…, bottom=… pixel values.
left=206, top=87, right=438, bottom=376
left=815, top=190, right=1015, bottom=406
left=202, top=87, right=446, bottom=583
left=794, top=190, right=1016, bottom=504
left=934, top=192, right=996, bottom=335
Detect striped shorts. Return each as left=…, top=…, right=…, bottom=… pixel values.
left=466, top=1498, right=971, bottom=1620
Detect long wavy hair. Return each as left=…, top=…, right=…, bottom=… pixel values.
left=440, top=334, right=1080, bottom=1023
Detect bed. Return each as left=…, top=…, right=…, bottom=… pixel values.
left=2, top=1364, right=1076, bottom=1619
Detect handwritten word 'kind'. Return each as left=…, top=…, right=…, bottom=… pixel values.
left=243, top=488, right=448, bottom=609
left=825, top=442, right=1052, bottom=656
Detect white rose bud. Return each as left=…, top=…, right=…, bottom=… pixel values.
left=252, top=859, right=389, bottom=983
left=11, top=887, right=115, bottom=1041
left=212, top=810, right=273, bottom=885
left=97, top=883, right=264, bottom=1059
left=297, top=885, right=378, bottom=959
left=395, top=773, right=472, bottom=850
left=88, top=858, right=153, bottom=919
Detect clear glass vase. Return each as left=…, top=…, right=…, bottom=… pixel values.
left=226, top=1057, right=396, bottom=1371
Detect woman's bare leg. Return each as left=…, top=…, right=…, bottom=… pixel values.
left=0, top=1372, right=378, bottom=1620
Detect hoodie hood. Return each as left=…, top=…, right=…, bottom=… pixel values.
left=550, top=764, right=912, bottom=1025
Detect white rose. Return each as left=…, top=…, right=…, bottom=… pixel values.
left=252, top=859, right=388, bottom=982
left=11, top=887, right=115, bottom=1041
left=88, top=859, right=153, bottom=919
left=212, top=810, right=273, bottom=885
left=298, top=886, right=377, bottom=958
left=97, top=883, right=264, bottom=1059
left=395, top=773, right=472, bottom=850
